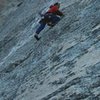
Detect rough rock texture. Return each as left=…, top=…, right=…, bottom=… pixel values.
left=0, top=0, right=100, bottom=100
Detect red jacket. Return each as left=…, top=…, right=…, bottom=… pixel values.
left=47, top=5, right=63, bottom=16
left=48, top=5, right=59, bottom=13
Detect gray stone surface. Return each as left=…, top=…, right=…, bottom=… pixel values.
left=0, top=0, right=100, bottom=100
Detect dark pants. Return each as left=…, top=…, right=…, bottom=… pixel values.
left=36, top=22, right=46, bottom=34
left=36, top=14, right=60, bottom=34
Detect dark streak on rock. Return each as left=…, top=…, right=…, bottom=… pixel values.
left=40, top=77, right=81, bottom=100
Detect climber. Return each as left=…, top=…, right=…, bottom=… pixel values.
left=34, top=2, right=64, bottom=40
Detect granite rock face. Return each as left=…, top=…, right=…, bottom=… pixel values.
left=0, top=0, right=100, bottom=100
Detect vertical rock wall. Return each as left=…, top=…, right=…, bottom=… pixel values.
left=0, top=0, right=100, bottom=100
